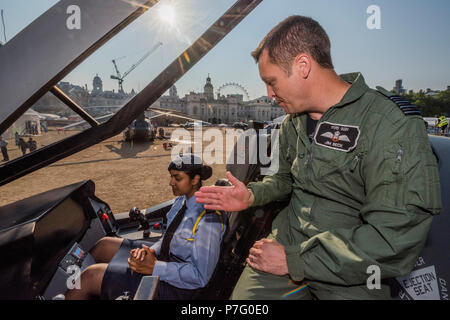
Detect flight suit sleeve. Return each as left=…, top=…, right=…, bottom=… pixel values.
left=284, top=114, right=442, bottom=286
left=247, top=119, right=294, bottom=206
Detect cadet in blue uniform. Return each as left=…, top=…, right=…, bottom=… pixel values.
left=65, top=154, right=226, bottom=300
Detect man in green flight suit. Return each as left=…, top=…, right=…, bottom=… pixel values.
left=195, top=15, right=442, bottom=299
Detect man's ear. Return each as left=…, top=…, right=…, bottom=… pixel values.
left=192, top=174, right=201, bottom=187
left=293, top=54, right=311, bottom=79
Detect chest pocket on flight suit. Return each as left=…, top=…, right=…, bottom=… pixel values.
left=304, top=138, right=368, bottom=231
left=284, top=126, right=306, bottom=187
left=313, top=137, right=368, bottom=202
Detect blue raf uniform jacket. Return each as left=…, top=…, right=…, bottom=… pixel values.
left=150, top=195, right=226, bottom=289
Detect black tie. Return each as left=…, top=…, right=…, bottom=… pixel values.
left=158, top=201, right=187, bottom=262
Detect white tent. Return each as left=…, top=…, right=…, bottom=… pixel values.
left=2, top=109, right=41, bottom=140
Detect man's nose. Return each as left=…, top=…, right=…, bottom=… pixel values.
left=266, top=85, right=276, bottom=99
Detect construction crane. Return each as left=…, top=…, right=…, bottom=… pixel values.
left=111, top=41, right=163, bottom=94
left=1, top=9, right=7, bottom=43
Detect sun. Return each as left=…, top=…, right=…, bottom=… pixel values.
left=158, top=4, right=176, bottom=27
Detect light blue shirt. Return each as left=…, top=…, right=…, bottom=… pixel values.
left=150, top=195, right=226, bottom=289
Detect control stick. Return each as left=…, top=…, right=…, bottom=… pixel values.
left=129, top=207, right=151, bottom=238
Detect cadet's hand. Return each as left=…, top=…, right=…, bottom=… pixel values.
left=247, top=238, right=289, bottom=276
left=130, top=248, right=144, bottom=261
left=128, top=245, right=157, bottom=275
left=195, top=171, right=253, bottom=211
left=130, top=245, right=151, bottom=262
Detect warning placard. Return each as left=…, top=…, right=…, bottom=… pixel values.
left=396, top=265, right=440, bottom=300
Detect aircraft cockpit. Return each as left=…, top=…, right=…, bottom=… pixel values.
left=0, top=179, right=173, bottom=300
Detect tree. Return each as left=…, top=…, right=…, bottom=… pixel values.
left=400, top=90, right=450, bottom=117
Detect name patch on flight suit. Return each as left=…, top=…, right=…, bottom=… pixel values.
left=313, top=122, right=360, bottom=152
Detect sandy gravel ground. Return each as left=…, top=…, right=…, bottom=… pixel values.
left=0, top=128, right=228, bottom=214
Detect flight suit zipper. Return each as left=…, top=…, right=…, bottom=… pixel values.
left=350, top=152, right=364, bottom=172
left=305, top=107, right=337, bottom=182
left=304, top=151, right=312, bottom=182
left=391, top=148, right=404, bottom=206
left=393, top=148, right=403, bottom=174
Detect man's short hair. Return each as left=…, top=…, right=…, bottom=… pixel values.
left=251, top=15, right=333, bottom=73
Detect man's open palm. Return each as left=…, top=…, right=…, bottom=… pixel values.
left=195, top=171, right=252, bottom=212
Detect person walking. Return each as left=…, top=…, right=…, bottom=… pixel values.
left=0, top=136, right=9, bottom=161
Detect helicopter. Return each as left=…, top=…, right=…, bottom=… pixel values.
left=122, top=109, right=212, bottom=142
left=0, top=0, right=448, bottom=302
left=122, top=112, right=155, bottom=142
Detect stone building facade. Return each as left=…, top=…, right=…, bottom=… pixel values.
left=32, top=75, right=135, bottom=116
left=158, top=76, right=285, bottom=124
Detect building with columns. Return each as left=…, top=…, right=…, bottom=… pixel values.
left=32, top=74, right=136, bottom=116
left=158, top=75, right=285, bottom=124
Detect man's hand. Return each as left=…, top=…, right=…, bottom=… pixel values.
left=128, top=244, right=157, bottom=275
left=246, top=238, right=289, bottom=276
left=195, top=171, right=253, bottom=211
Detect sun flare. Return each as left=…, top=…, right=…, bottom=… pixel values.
left=158, top=4, right=176, bottom=27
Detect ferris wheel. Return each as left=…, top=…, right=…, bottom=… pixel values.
left=216, top=82, right=250, bottom=101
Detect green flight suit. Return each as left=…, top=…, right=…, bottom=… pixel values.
left=231, top=72, right=442, bottom=300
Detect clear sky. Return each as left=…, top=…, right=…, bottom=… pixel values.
left=1, top=0, right=449, bottom=100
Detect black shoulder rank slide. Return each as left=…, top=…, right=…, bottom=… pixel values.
left=375, top=86, right=421, bottom=116
left=388, top=95, right=421, bottom=116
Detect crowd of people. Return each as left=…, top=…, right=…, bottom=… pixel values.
left=15, top=133, right=37, bottom=155
left=0, top=134, right=38, bottom=162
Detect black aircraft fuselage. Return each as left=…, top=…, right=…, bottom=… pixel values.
left=123, top=113, right=154, bottom=142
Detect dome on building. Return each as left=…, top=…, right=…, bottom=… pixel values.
left=92, top=74, right=103, bottom=94
left=169, top=85, right=178, bottom=97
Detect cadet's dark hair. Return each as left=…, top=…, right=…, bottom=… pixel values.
left=168, top=153, right=212, bottom=189
left=185, top=166, right=212, bottom=188
left=251, top=15, right=333, bottom=73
